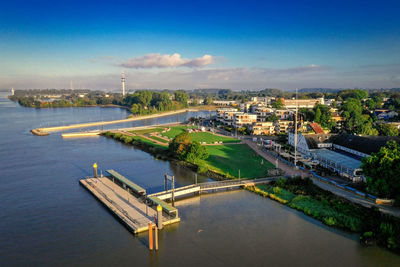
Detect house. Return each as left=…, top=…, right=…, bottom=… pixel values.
left=277, top=97, right=325, bottom=109
left=233, top=113, right=257, bottom=128
left=250, top=122, right=275, bottom=135
left=377, top=111, right=398, bottom=120
left=276, top=120, right=293, bottom=133
left=213, top=100, right=238, bottom=106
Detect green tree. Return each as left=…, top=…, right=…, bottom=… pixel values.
left=266, top=113, right=279, bottom=123
left=362, top=141, right=400, bottom=198
left=169, top=132, right=192, bottom=159
left=204, top=96, right=213, bottom=105
left=339, top=89, right=368, bottom=101
left=174, top=90, right=188, bottom=106
left=185, top=141, right=209, bottom=163
left=341, top=98, right=367, bottom=133
left=378, top=124, right=399, bottom=136
left=315, top=107, right=322, bottom=122
left=272, top=98, right=284, bottom=109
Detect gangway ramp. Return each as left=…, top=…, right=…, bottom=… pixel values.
left=148, top=177, right=278, bottom=201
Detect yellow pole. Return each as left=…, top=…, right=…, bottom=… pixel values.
left=148, top=222, right=153, bottom=250
left=154, top=225, right=159, bottom=251
left=93, top=163, right=98, bottom=178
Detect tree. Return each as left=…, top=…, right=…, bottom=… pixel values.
left=341, top=98, right=366, bottom=133
left=362, top=141, right=400, bottom=198
left=185, top=141, right=209, bottom=163
left=169, top=132, right=192, bottom=159
left=174, top=90, right=188, bottom=107
left=204, top=96, right=213, bottom=105
left=136, top=90, right=153, bottom=107
left=266, top=113, right=279, bottom=123
left=315, top=107, right=322, bottom=122
left=378, top=124, right=399, bottom=136
left=272, top=98, right=284, bottom=109
left=339, top=89, right=368, bottom=101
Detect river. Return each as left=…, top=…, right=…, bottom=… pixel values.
left=1, top=92, right=399, bottom=266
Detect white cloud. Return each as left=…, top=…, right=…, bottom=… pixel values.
left=118, top=53, right=215, bottom=69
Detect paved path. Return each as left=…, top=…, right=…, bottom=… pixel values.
left=243, top=139, right=400, bottom=218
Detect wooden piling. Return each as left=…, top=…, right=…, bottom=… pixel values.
left=148, top=222, right=153, bottom=250
left=154, top=226, right=159, bottom=251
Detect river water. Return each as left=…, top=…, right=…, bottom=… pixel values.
left=1, top=92, right=399, bottom=266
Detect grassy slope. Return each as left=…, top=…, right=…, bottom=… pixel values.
left=189, top=132, right=240, bottom=143
left=128, top=127, right=164, bottom=135
left=131, top=135, right=167, bottom=149
left=161, top=126, right=194, bottom=139
left=200, top=144, right=275, bottom=178
left=148, top=135, right=169, bottom=143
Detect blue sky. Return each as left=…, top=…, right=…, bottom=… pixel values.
left=1, top=0, right=399, bottom=90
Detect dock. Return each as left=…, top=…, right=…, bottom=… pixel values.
left=80, top=170, right=180, bottom=234
left=80, top=169, right=278, bottom=234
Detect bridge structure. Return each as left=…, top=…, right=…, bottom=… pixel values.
left=80, top=169, right=280, bottom=234
left=148, top=177, right=279, bottom=201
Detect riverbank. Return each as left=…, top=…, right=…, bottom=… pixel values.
left=248, top=177, right=400, bottom=254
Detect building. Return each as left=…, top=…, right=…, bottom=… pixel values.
left=213, top=100, right=238, bottom=106
left=377, top=110, right=398, bottom=120
left=250, top=122, right=275, bottom=135
left=288, top=133, right=400, bottom=181
left=216, top=108, right=238, bottom=124
left=233, top=113, right=257, bottom=128
left=278, top=97, right=325, bottom=109
left=251, top=106, right=274, bottom=121
left=276, top=120, right=293, bottom=133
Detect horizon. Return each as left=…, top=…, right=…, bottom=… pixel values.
left=1, top=0, right=399, bottom=90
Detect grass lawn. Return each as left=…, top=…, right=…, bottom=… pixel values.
left=200, top=144, right=275, bottom=178
left=161, top=126, right=239, bottom=144
left=131, top=135, right=167, bottom=149
left=161, top=126, right=195, bottom=139
left=128, top=127, right=164, bottom=135
left=149, top=135, right=169, bottom=143
left=189, top=132, right=240, bottom=144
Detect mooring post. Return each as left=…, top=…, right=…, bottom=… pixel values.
left=148, top=222, right=153, bottom=250
left=93, top=163, right=98, bottom=178
left=154, top=225, right=159, bottom=251
left=172, top=175, right=175, bottom=207
left=195, top=173, right=198, bottom=185
left=157, top=205, right=163, bottom=230
left=164, top=173, right=167, bottom=191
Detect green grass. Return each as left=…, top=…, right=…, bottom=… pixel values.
left=161, top=126, right=239, bottom=143
left=148, top=135, right=169, bottom=143
left=161, top=126, right=195, bottom=139
left=199, top=144, right=275, bottom=178
left=128, top=127, right=164, bottom=135
left=189, top=132, right=240, bottom=144
left=130, top=135, right=167, bottom=149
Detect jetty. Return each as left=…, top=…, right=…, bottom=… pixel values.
left=80, top=167, right=278, bottom=234
left=32, top=109, right=191, bottom=135
left=80, top=169, right=180, bottom=234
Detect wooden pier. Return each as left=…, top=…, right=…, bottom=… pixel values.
left=80, top=172, right=180, bottom=234
left=80, top=169, right=278, bottom=234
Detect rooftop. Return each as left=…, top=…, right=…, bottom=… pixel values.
left=312, top=148, right=362, bottom=171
